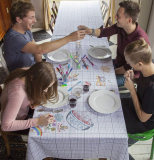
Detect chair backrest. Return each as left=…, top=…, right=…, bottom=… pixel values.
left=105, top=17, right=113, bottom=41
left=0, top=43, right=9, bottom=75
left=52, top=1, right=58, bottom=19
left=53, top=1, right=58, bottom=13
left=49, top=14, right=55, bottom=33
left=105, top=17, right=113, bottom=28
left=101, top=1, right=109, bottom=20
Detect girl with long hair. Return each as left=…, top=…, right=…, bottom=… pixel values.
left=1, top=62, right=58, bottom=133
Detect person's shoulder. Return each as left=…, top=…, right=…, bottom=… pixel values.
left=26, top=30, right=33, bottom=36
left=134, top=23, right=150, bottom=44
left=7, top=78, right=26, bottom=95
left=5, top=28, right=24, bottom=41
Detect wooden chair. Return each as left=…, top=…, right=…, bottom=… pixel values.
left=49, top=14, right=55, bottom=33
left=0, top=126, right=28, bottom=157
left=101, top=1, right=109, bottom=20
left=105, top=17, right=113, bottom=41
left=52, top=1, right=58, bottom=19
left=0, top=43, right=9, bottom=75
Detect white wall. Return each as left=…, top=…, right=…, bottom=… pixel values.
left=114, top=0, right=152, bottom=32
left=138, top=0, right=152, bottom=31
left=30, top=0, right=44, bottom=28
left=147, top=1, right=154, bottom=58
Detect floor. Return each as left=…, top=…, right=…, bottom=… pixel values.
left=0, top=0, right=153, bottom=160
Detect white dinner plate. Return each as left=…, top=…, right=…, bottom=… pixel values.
left=44, top=86, right=69, bottom=108
left=88, top=46, right=112, bottom=59
left=88, top=90, right=121, bottom=114
left=47, top=49, right=71, bottom=62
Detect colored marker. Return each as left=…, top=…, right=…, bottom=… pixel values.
left=56, top=67, right=62, bottom=75
left=67, top=68, right=73, bottom=77
left=82, top=59, right=89, bottom=69
left=68, top=81, right=81, bottom=91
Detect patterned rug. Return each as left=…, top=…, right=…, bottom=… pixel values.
left=32, top=30, right=52, bottom=42
left=0, top=135, right=26, bottom=160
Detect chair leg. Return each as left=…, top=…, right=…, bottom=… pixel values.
left=1, top=133, right=11, bottom=157
left=150, top=137, right=154, bottom=160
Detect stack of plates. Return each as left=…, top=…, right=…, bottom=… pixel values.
left=88, top=90, right=121, bottom=114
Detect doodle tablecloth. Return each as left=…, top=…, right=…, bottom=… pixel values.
left=26, top=1, right=129, bottom=160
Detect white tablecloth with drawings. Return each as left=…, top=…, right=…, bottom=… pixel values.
left=26, top=1, right=129, bottom=160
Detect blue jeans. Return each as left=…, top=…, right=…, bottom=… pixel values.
left=113, top=59, right=125, bottom=87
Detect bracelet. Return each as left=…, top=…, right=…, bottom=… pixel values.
left=91, top=28, right=95, bottom=37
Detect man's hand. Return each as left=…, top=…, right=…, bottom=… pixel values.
left=78, top=25, right=92, bottom=35
left=68, top=30, right=86, bottom=42
left=124, top=70, right=134, bottom=81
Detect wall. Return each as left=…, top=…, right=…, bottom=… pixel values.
left=30, top=0, right=44, bottom=28
left=147, top=1, right=154, bottom=58
left=138, top=0, right=153, bottom=32
left=114, top=0, right=152, bottom=32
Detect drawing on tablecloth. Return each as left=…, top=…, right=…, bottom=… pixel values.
left=55, top=113, right=63, bottom=122
left=51, top=128, right=56, bottom=131
left=96, top=76, right=106, bottom=86
left=66, top=110, right=94, bottom=130
left=100, top=66, right=111, bottom=72
left=57, top=123, right=68, bottom=132
left=31, top=126, right=42, bottom=136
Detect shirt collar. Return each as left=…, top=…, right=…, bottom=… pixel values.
left=126, top=22, right=139, bottom=40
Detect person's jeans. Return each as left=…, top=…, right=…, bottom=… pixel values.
left=112, top=59, right=125, bottom=87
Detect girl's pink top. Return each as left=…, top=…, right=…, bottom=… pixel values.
left=1, top=78, right=37, bottom=131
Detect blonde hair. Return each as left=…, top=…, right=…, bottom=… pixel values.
left=124, top=38, right=152, bottom=64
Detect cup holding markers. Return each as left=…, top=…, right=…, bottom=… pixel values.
left=82, top=81, right=91, bottom=92
left=68, top=95, right=78, bottom=108
left=62, top=74, right=68, bottom=83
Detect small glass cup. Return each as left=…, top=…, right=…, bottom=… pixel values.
left=71, top=71, right=79, bottom=81
left=62, top=74, right=68, bottom=83
left=68, top=95, right=77, bottom=108
left=73, top=88, right=82, bottom=98
left=82, top=81, right=91, bottom=92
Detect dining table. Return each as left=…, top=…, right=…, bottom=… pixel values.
left=26, top=1, right=129, bottom=160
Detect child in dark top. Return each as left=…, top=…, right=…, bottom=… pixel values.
left=122, top=38, right=154, bottom=134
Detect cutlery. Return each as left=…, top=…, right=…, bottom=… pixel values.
left=37, top=109, right=63, bottom=113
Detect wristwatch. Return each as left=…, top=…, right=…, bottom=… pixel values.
left=91, top=28, right=95, bottom=37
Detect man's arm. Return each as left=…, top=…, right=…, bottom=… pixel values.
left=21, top=30, right=85, bottom=55
left=115, top=66, right=126, bottom=74
left=32, top=39, right=42, bottom=62
left=125, top=77, right=152, bottom=122
left=77, top=25, right=101, bottom=37
left=33, top=54, right=42, bottom=62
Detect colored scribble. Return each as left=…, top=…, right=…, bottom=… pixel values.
left=57, top=123, right=68, bottom=132
left=66, top=110, right=94, bottom=130
left=96, top=76, right=106, bottom=86
left=55, top=113, right=63, bottom=122
left=100, top=66, right=111, bottom=73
